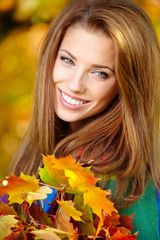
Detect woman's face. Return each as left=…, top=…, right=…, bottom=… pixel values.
left=53, top=26, right=118, bottom=129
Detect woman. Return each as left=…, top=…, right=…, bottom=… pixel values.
left=10, top=0, right=160, bottom=239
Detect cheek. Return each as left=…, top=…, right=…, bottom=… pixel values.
left=53, top=63, right=71, bottom=85
left=95, top=81, right=118, bottom=104
left=53, top=60, right=62, bottom=84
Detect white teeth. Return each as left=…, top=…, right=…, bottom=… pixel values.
left=61, top=91, right=86, bottom=105
left=71, top=99, right=76, bottom=104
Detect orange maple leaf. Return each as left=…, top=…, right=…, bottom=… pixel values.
left=42, top=155, right=116, bottom=218
left=0, top=173, right=51, bottom=205
left=43, top=155, right=79, bottom=172
left=41, top=155, right=82, bottom=188
left=41, top=155, right=98, bottom=191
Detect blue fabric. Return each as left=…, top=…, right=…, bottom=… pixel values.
left=156, top=188, right=160, bottom=235
left=39, top=188, right=57, bottom=213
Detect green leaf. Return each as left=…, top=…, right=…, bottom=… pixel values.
left=39, top=167, right=61, bottom=188
left=79, top=205, right=96, bottom=236
left=81, top=204, right=93, bottom=222
left=73, top=193, right=84, bottom=212
left=79, top=221, right=96, bottom=236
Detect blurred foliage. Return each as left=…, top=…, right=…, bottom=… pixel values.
left=0, top=0, right=159, bottom=179
left=0, top=0, right=72, bottom=179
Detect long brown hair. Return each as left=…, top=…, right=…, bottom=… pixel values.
left=10, top=0, right=160, bottom=207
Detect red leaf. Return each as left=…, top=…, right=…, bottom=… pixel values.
left=108, top=212, right=120, bottom=227
left=111, top=230, right=138, bottom=239
left=29, top=202, right=54, bottom=227
left=119, top=214, right=135, bottom=231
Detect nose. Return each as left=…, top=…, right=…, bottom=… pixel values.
left=67, top=70, right=86, bottom=93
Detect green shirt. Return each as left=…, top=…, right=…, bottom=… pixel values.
left=105, top=177, right=160, bottom=240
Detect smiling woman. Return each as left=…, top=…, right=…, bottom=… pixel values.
left=9, top=0, right=160, bottom=239
left=53, top=27, right=117, bottom=128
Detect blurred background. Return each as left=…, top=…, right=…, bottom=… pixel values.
left=0, top=0, right=160, bottom=179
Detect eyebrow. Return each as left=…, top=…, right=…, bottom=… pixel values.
left=59, top=49, right=115, bottom=73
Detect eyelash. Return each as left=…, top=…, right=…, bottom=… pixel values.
left=60, top=56, right=75, bottom=65
left=92, top=71, right=109, bottom=80
left=60, top=55, right=110, bottom=80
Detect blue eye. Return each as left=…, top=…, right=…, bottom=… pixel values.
left=60, top=56, right=75, bottom=65
left=93, top=70, right=109, bottom=79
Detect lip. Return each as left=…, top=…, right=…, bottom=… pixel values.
left=58, top=88, right=90, bottom=110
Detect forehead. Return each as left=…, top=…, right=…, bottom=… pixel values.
left=59, top=26, right=115, bottom=66
left=62, top=24, right=111, bottom=45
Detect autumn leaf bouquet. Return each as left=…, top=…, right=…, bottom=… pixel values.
left=0, top=155, right=138, bottom=239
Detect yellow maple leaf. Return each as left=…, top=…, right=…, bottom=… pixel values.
left=64, top=168, right=99, bottom=192
left=64, top=167, right=116, bottom=220
left=83, top=187, right=116, bottom=217
left=83, top=187, right=117, bottom=236
left=57, top=200, right=84, bottom=222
